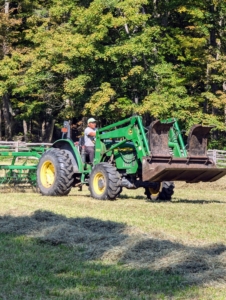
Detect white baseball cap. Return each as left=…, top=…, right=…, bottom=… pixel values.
left=88, top=118, right=96, bottom=124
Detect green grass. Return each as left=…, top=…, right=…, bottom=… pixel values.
left=0, top=234, right=186, bottom=299
left=0, top=179, right=226, bottom=299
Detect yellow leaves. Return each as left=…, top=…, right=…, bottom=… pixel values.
left=175, top=35, right=207, bottom=62
left=128, top=66, right=144, bottom=76
left=51, top=63, right=72, bottom=74
left=177, top=6, right=204, bottom=19
left=176, top=35, right=206, bottom=50
left=64, top=76, right=91, bottom=96
left=202, top=91, right=226, bottom=109
left=188, top=112, right=225, bottom=131
left=26, top=29, right=94, bottom=70
left=121, top=66, right=144, bottom=81
left=140, top=93, right=172, bottom=118
left=17, top=101, right=26, bottom=108
left=116, top=0, right=148, bottom=14
left=26, top=57, right=51, bottom=75
left=185, top=26, right=196, bottom=31
left=0, top=12, right=22, bottom=28
left=177, top=6, right=188, bottom=13
left=0, top=86, right=6, bottom=97
left=13, top=85, right=30, bottom=95
left=84, top=82, right=116, bottom=116
left=121, top=76, right=128, bottom=81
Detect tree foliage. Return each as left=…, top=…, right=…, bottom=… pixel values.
left=0, top=0, right=226, bottom=143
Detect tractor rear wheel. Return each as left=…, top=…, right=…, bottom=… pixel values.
left=89, top=163, right=121, bottom=200
left=145, top=181, right=174, bottom=201
left=37, top=148, right=74, bottom=196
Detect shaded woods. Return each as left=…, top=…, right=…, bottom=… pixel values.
left=0, top=1, right=226, bottom=146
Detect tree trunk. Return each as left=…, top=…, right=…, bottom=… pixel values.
left=48, top=119, right=55, bottom=143
left=2, top=93, right=12, bottom=140
left=5, top=1, right=9, bottom=14
left=28, top=120, right=32, bottom=134
left=23, top=120, right=28, bottom=142
left=209, top=4, right=220, bottom=117
left=41, top=120, right=46, bottom=142
left=161, top=0, right=169, bottom=27
left=1, top=1, right=11, bottom=140
left=224, top=82, right=226, bottom=125
left=0, top=110, right=2, bottom=140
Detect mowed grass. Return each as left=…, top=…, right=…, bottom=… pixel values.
left=0, top=178, right=226, bottom=299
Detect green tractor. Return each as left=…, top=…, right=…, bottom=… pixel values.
left=36, top=116, right=226, bottom=200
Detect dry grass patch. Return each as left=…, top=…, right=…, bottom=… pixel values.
left=0, top=177, right=226, bottom=299
left=0, top=209, right=225, bottom=288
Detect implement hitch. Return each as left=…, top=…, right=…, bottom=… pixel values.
left=143, top=120, right=226, bottom=183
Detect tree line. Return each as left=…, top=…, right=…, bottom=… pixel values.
left=0, top=0, right=226, bottom=146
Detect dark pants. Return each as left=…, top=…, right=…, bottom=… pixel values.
left=85, top=146, right=95, bottom=163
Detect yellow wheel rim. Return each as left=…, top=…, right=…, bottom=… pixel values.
left=40, top=160, right=55, bottom=188
left=93, top=172, right=106, bottom=195
left=149, top=182, right=162, bottom=197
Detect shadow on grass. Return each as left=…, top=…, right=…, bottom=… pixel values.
left=69, top=191, right=148, bottom=201
left=0, top=211, right=225, bottom=299
left=172, top=198, right=225, bottom=204
left=118, top=194, right=226, bottom=204
left=118, top=194, right=225, bottom=204
left=68, top=190, right=147, bottom=200
left=118, top=193, right=147, bottom=200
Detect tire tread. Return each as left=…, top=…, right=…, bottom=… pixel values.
left=37, top=148, right=74, bottom=196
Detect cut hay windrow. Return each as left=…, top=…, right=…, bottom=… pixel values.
left=0, top=209, right=225, bottom=287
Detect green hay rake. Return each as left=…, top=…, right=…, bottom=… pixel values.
left=0, top=142, right=51, bottom=189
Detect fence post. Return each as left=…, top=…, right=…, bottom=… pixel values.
left=15, top=141, right=19, bottom=152
left=213, top=149, right=217, bottom=165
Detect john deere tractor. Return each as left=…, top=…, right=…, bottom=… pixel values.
left=37, top=116, right=226, bottom=200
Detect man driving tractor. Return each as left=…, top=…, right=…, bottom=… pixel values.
left=84, top=118, right=97, bottom=163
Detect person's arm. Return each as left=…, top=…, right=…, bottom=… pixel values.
left=88, top=131, right=96, bottom=137
left=85, top=128, right=96, bottom=137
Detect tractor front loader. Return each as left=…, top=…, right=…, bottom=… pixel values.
left=37, top=116, right=226, bottom=200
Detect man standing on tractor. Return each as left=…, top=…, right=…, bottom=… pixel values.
left=84, top=118, right=97, bottom=163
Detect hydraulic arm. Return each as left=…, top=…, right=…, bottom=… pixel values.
left=94, top=116, right=226, bottom=183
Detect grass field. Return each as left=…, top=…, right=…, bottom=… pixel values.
left=0, top=178, right=226, bottom=299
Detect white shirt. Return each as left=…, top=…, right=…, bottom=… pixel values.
left=84, top=127, right=96, bottom=146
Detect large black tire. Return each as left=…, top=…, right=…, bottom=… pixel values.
left=145, top=181, right=175, bottom=201
left=37, top=148, right=74, bottom=196
left=89, top=163, right=121, bottom=200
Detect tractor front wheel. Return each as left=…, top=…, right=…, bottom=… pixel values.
left=89, top=163, right=121, bottom=200
left=37, top=148, right=74, bottom=196
left=145, top=181, right=174, bottom=201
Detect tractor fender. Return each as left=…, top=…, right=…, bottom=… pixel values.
left=52, top=139, right=83, bottom=173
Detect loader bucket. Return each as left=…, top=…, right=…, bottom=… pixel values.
left=187, top=124, right=215, bottom=157
left=149, top=120, right=174, bottom=156
left=142, top=156, right=226, bottom=183
left=144, top=121, right=226, bottom=183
